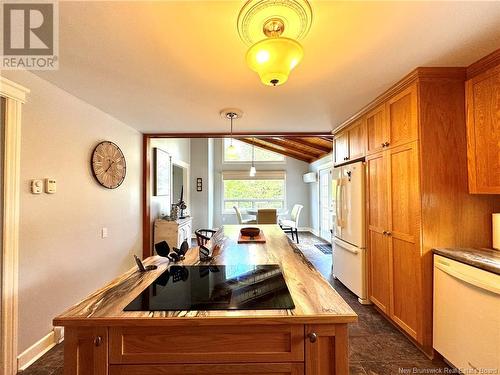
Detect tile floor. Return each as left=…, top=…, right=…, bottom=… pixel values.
left=20, top=231, right=453, bottom=375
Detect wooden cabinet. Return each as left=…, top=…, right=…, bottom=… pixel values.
left=109, top=325, right=304, bottom=364
left=333, top=132, right=348, bottom=165
left=305, top=324, right=348, bottom=375
left=64, top=327, right=108, bottom=375
left=388, top=142, right=421, bottom=340
left=366, top=152, right=390, bottom=314
left=109, top=363, right=305, bottom=375
left=466, top=64, right=500, bottom=194
left=386, top=85, right=418, bottom=148
left=334, top=119, right=366, bottom=165
left=366, top=104, right=386, bottom=155
left=64, top=323, right=347, bottom=375
left=334, top=66, right=499, bottom=356
left=347, top=119, right=366, bottom=160
left=367, top=142, right=421, bottom=338
left=154, top=217, right=192, bottom=249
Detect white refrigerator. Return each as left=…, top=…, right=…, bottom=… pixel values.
left=332, top=161, right=369, bottom=304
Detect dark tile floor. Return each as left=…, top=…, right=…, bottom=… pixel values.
left=20, top=231, right=452, bottom=375
left=295, top=232, right=453, bottom=375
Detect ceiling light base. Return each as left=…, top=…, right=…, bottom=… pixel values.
left=237, top=0, right=312, bottom=46
left=219, top=108, right=244, bottom=120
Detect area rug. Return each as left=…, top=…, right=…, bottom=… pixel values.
left=314, top=244, right=332, bottom=254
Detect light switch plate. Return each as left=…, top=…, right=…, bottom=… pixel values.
left=101, top=227, right=108, bottom=238
left=31, top=179, right=43, bottom=194
left=45, top=178, right=56, bottom=194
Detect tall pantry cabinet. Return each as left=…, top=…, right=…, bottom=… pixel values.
left=337, top=68, right=499, bottom=356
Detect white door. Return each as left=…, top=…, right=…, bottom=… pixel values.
left=319, top=168, right=332, bottom=241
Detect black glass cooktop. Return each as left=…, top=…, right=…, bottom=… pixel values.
left=124, top=265, right=295, bottom=311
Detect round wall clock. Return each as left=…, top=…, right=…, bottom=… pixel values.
left=91, top=141, right=126, bottom=189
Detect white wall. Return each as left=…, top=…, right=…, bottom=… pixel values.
left=212, top=139, right=310, bottom=228
left=189, top=138, right=214, bottom=231
left=308, top=154, right=333, bottom=237
left=2, top=71, right=142, bottom=354
left=149, top=138, right=190, bottom=220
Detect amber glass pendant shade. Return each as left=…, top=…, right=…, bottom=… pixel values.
left=246, top=37, right=304, bottom=86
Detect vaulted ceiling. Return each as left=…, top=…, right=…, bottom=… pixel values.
left=239, top=137, right=333, bottom=163
left=33, top=1, right=500, bottom=133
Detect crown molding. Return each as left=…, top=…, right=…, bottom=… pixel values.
left=0, top=77, right=30, bottom=103
left=467, top=48, right=500, bottom=79
left=332, top=67, right=466, bottom=135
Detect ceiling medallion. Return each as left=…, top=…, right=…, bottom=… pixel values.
left=237, top=0, right=313, bottom=87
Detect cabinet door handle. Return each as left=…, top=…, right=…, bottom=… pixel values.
left=308, top=332, right=318, bottom=343
left=384, top=142, right=390, bottom=147
left=382, top=230, right=387, bottom=235
left=94, top=336, right=103, bottom=347
left=381, top=143, right=386, bottom=148
left=386, top=231, right=392, bottom=236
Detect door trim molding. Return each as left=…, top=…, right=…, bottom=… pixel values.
left=1, top=76, right=29, bottom=375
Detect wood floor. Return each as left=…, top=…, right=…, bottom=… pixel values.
left=19, top=231, right=452, bottom=375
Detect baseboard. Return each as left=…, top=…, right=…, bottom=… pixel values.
left=298, top=227, right=313, bottom=232
left=17, top=328, right=64, bottom=372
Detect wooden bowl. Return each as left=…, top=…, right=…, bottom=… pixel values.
left=240, top=227, right=260, bottom=237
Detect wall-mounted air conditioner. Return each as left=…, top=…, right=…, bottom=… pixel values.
left=303, top=172, right=317, bottom=183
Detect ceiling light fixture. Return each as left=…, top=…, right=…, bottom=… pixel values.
left=237, top=0, right=312, bottom=87
left=250, top=137, right=257, bottom=177
left=220, top=108, right=243, bottom=159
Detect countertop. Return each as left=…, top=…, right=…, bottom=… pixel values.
left=433, top=247, right=500, bottom=275
left=53, top=225, right=357, bottom=326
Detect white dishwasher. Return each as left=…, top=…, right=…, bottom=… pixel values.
left=433, top=254, right=500, bottom=373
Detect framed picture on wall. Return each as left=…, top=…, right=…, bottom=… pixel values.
left=153, top=148, right=171, bottom=197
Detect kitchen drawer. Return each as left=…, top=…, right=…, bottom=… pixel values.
left=109, top=363, right=304, bottom=375
left=109, top=325, right=304, bottom=364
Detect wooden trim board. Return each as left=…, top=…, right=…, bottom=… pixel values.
left=1, top=77, right=29, bottom=375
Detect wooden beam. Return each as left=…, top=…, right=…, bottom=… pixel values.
left=283, top=137, right=332, bottom=153
left=318, top=136, right=334, bottom=142
left=259, top=137, right=323, bottom=158
left=239, top=138, right=313, bottom=163
left=144, top=132, right=333, bottom=138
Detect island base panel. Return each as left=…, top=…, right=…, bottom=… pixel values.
left=109, top=324, right=304, bottom=364
left=63, top=323, right=349, bottom=375
left=109, top=363, right=305, bottom=375
left=64, top=326, right=108, bottom=375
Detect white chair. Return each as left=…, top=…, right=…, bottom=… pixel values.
left=233, top=206, right=257, bottom=225
left=279, top=204, right=303, bottom=243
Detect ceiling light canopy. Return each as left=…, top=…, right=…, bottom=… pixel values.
left=237, top=0, right=312, bottom=87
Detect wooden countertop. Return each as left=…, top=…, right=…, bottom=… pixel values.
left=53, top=225, right=357, bottom=326
left=433, top=247, right=500, bottom=275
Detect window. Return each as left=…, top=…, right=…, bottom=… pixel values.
left=224, top=139, right=284, bottom=162
left=222, top=171, right=286, bottom=213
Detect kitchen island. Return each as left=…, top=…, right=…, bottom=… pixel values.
left=54, top=225, right=357, bottom=375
